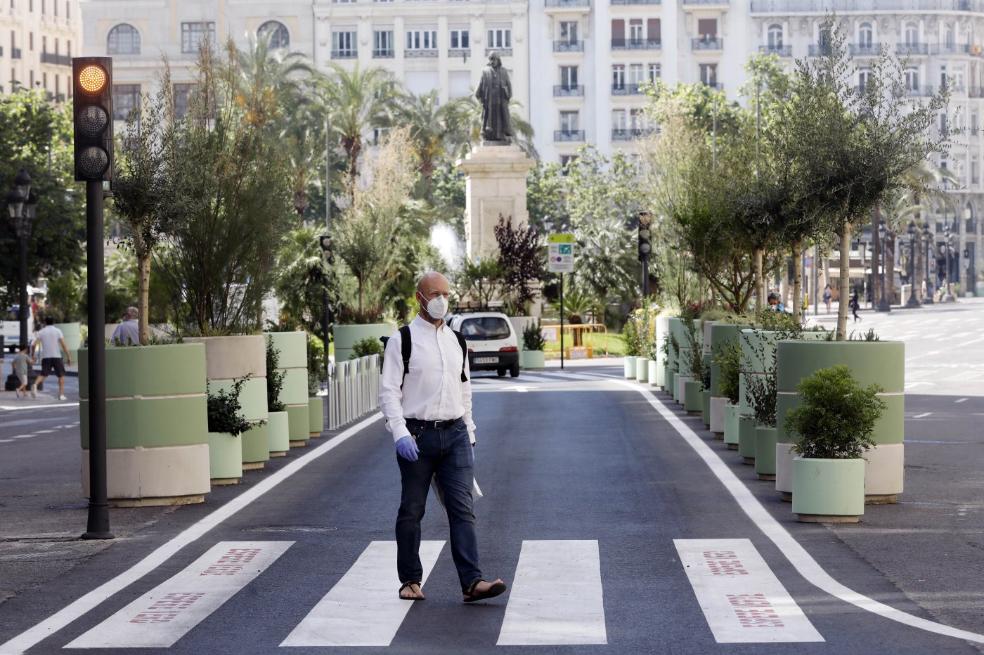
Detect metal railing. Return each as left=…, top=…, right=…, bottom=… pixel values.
left=611, top=38, right=661, bottom=50
left=406, top=49, right=438, bottom=58
left=486, top=47, right=512, bottom=56
left=331, top=50, right=357, bottom=59
left=692, top=37, right=724, bottom=50
left=683, top=0, right=729, bottom=4
left=849, top=43, right=881, bottom=56
left=40, top=51, right=72, bottom=66
left=554, top=84, right=585, bottom=96
left=897, top=43, right=929, bottom=55
left=11, top=47, right=21, bottom=59
left=554, top=129, right=585, bottom=142
left=448, top=48, right=470, bottom=58
left=759, top=45, right=792, bottom=56
left=327, top=354, right=381, bottom=430
left=545, top=0, right=591, bottom=6
left=553, top=41, right=584, bottom=52
left=612, top=82, right=643, bottom=95
left=373, top=49, right=394, bottom=58
left=612, top=127, right=653, bottom=140
left=752, top=0, right=984, bottom=11
left=611, top=0, right=661, bottom=4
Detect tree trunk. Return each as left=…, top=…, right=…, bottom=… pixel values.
left=837, top=223, right=852, bottom=340
left=871, top=208, right=881, bottom=307
left=137, top=253, right=151, bottom=346
left=886, top=232, right=897, bottom=306
left=792, top=241, right=803, bottom=319
left=754, top=247, right=765, bottom=309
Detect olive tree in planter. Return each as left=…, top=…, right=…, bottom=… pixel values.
left=622, top=314, right=642, bottom=379
left=308, top=333, right=328, bottom=438
left=683, top=320, right=704, bottom=415
left=266, top=337, right=290, bottom=457
left=207, top=377, right=255, bottom=485
left=521, top=319, right=546, bottom=370
left=787, top=366, right=885, bottom=523
left=715, top=340, right=742, bottom=448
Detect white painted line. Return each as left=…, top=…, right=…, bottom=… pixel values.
left=512, top=386, right=530, bottom=393
left=497, top=540, right=607, bottom=646
left=955, top=398, right=969, bottom=404
left=0, top=412, right=383, bottom=655
left=616, top=380, right=984, bottom=646
left=66, top=541, right=292, bottom=648
left=675, top=539, right=823, bottom=643
left=0, top=439, right=13, bottom=443
left=281, top=541, right=444, bottom=647
left=11, top=435, right=34, bottom=440
left=0, top=402, right=78, bottom=412
left=913, top=412, right=933, bottom=419
left=34, top=429, right=56, bottom=434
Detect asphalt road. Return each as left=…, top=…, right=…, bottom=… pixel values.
left=1, top=368, right=981, bottom=654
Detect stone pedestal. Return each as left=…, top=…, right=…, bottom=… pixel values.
left=457, top=143, right=535, bottom=261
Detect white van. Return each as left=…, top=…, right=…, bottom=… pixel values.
left=448, top=312, right=520, bottom=378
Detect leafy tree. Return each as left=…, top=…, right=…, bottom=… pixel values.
left=273, top=226, right=335, bottom=334
left=265, top=336, right=286, bottom=412
left=526, top=162, right=569, bottom=234
left=458, top=257, right=502, bottom=309
left=494, top=215, right=544, bottom=314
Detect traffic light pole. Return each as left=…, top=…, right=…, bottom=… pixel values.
left=641, top=256, right=650, bottom=298
left=559, top=272, right=565, bottom=371
left=83, top=180, right=112, bottom=540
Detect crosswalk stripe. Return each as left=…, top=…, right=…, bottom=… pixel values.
left=65, top=541, right=292, bottom=649
left=281, top=540, right=444, bottom=647
left=497, top=540, right=607, bottom=646
left=674, top=539, right=824, bottom=643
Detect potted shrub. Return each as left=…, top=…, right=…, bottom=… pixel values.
left=708, top=320, right=747, bottom=434
left=634, top=307, right=655, bottom=382
left=743, top=332, right=780, bottom=480
left=521, top=319, right=546, bottom=370
left=266, top=336, right=290, bottom=457
left=622, top=314, right=641, bottom=379
left=308, top=333, right=329, bottom=438
left=787, top=366, right=885, bottom=523
left=715, top=340, right=741, bottom=448
left=207, top=377, right=254, bottom=485
left=683, top=321, right=704, bottom=414
left=267, top=331, right=311, bottom=447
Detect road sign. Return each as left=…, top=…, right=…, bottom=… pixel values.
left=547, top=233, right=575, bottom=273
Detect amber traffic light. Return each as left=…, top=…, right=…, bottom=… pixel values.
left=72, top=57, right=114, bottom=182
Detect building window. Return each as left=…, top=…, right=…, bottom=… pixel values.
left=67, top=40, right=71, bottom=56
left=560, top=65, right=578, bottom=89
left=112, top=83, right=140, bottom=120
left=768, top=24, right=783, bottom=48
left=612, top=109, right=626, bottom=131
left=173, top=83, right=195, bottom=118
left=181, top=22, right=215, bottom=54
left=29, top=32, right=33, bottom=50
left=904, top=22, right=919, bottom=46
left=905, top=67, right=919, bottom=91
left=972, top=157, right=979, bottom=185
left=332, top=30, right=357, bottom=57
left=258, top=21, right=289, bottom=49
left=630, top=108, right=644, bottom=130
left=944, top=23, right=955, bottom=48
left=700, top=63, right=717, bottom=87
left=612, top=64, right=625, bottom=90
left=406, top=29, right=437, bottom=51
left=560, top=110, right=579, bottom=132
left=859, top=68, right=872, bottom=91
left=487, top=28, right=511, bottom=50
left=560, top=154, right=577, bottom=168
left=450, top=29, right=469, bottom=49
left=697, top=18, right=717, bottom=40
left=648, top=63, right=660, bottom=82
left=66, top=0, right=69, bottom=19
left=629, top=63, right=643, bottom=84
left=629, top=19, right=643, bottom=42
left=41, top=35, right=45, bottom=53
left=559, top=21, right=578, bottom=44
left=108, top=24, right=143, bottom=56
left=859, top=22, right=873, bottom=48
left=42, top=71, right=47, bottom=91
left=374, top=29, right=394, bottom=57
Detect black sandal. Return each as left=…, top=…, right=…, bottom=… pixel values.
left=463, top=578, right=507, bottom=603
left=399, top=581, right=425, bottom=601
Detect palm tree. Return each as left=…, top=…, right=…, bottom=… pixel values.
left=225, top=34, right=313, bottom=130
left=451, top=95, right=538, bottom=159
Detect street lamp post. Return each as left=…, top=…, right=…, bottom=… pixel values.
left=943, top=223, right=955, bottom=302
left=6, top=168, right=33, bottom=349
left=877, top=220, right=891, bottom=312
left=922, top=222, right=934, bottom=304
left=904, top=222, right=921, bottom=308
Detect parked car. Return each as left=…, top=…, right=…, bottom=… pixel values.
left=448, top=312, right=520, bottom=378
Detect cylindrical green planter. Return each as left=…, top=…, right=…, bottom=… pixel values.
left=776, top=340, right=904, bottom=503
left=54, top=322, right=82, bottom=360
left=665, top=368, right=675, bottom=394
left=723, top=402, right=740, bottom=448
left=79, top=343, right=210, bottom=506
left=684, top=380, right=702, bottom=413
left=207, top=431, right=243, bottom=485
left=268, top=331, right=310, bottom=448
left=309, top=396, right=324, bottom=437
left=738, top=414, right=756, bottom=463
left=674, top=374, right=691, bottom=404
left=624, top=356, right=637, bottom=379
left=754, top=425, right=778, bottom=480
left=635, top=356, right=648, bottom=382
left=701, top=389, right=711, bottom=426
left=334, top=323, right=394, bottom=364
left=521, top=350, right=545, bottom=369
left=710, top=396, right=726, bottom=435
left=792, top=457, right=865, bottom=522
left=267, top=410, right=289, bottom=457
left=648, top=359, right=659, bottom=387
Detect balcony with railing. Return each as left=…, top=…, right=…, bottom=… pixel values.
left=612, top=127, right=653, bottom=140
left=904, top=84, right=936, bottom=96
left=373, top=48, right=394, bottom=58
left=968, top=87, right=984, bottom=98
left=486, top=47, right=513, bottom=56
left=554, top=84, right=585, bottom=97
left=809, top=44, right=832, bottom=56
left=692, top=37, right=724, bottom=51
left=759, top=44, right=792, bottom=56
left=849, top=43, right=882, bottom=56
left=545, top=0, right=591, bottom=8
left=752, top=0, right=984, bottom=12
left=897, top=42, right=929, bottom=55
left=611, top=38, right=661, bottom=50
left=331, top=49, right=357, bottom=59
left=40, top=51, right=72, bottom=66
left=555, top=129, right=586, bottom=142
left=932, top=43, right=971, bottom=55
left=554, top=40, right=585, bottom=52
left=683, top=0, right=729, bottom=5
left=448, top=48, right=470, bottom=58
left=612, top=83, right=644, bottom=95
left=406, top=48, right=438, bottom=58
left=611, top=0, right=661, bottom=4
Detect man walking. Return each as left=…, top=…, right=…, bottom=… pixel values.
left=111, top=306, right=140, bottom=346
left=379, top=271, right=507, bottom=603
left=32, top=317, right=71, bottom=401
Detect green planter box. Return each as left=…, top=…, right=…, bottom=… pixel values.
left=635, top=356, right=648, bottom=382
left=776, top=340, right=904, bottom=503
left=309, top=396, right=324, bottom=437
left=701, top=389, right=711, bottom=426
left=684, top=380, right=702, bottom=413
left=521, top=350, right=545, bottom=369
left=709, top=396, right=726, bottom=435
left=267, top=410, right=290, bottom=456
left=79, top=343, right=209, bottom=506
left=674, top=374, right=691, bottom=404
left=208, top=431, right=243, bottom=484
left=738, top=414, right=757, bottom=463
left=334, top=323, right=394, bottom=365
left=754, top=425, right=778, bottom=479
left=709, top=324, right=743, bottom=397
left=624, top=356, right=637, bottom=379
left=268, top=331, right=310, bottom=447
left=792, top=457, right=865, bottom=522
left=648, top=359, right=659, bottom=386
left=723, top=402, right=739, bottom=448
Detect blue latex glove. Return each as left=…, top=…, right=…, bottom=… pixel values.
left=395, top=435, right=419, bottom=462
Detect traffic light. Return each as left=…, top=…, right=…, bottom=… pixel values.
left=72, top=57, right=114, bottom=182
left=637, top=211, right=652, bottom=262
left=319, top=234, right=334, bottom=265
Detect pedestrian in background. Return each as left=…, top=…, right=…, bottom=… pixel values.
left=31, top=317, right=71, bottom=401
left=849, top=291, right=861, bottom=322
left=10, top=345, right=34, bottom=398
left=111, top=306, right=140, bottom=346
left=823, top=284, right=832, bottom=314
left=379, top=271, right=507, bottom=604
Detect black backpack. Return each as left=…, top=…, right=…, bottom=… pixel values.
left=380, top=325, right=469, bottom=389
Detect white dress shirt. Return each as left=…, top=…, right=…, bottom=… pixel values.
left=379, top=315, right=477, bottom=445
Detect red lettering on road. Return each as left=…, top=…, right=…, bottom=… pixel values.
left=702, top=551, right=749, bottom=576
left=200, top=547, right=262, bottom=576
left=727, top=594, right=785, bottom=628
left=129, top=592, right=205, bottom=624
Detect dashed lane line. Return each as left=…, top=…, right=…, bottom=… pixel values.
left=955, top=398, right=969, bottom=404
left=619, top=379, right=984, bottom=646
left=913, top=412, right=933, bottom=419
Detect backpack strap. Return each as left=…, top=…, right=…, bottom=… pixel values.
left=399, top=325, right=412, bottom=389
left=453, top=330, right=469, bottom=383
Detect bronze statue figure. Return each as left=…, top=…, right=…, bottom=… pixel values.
left=476, top=52, right=512, bottom=143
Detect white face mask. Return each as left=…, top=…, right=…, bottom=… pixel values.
left=421, top=294, right=449, bottom=320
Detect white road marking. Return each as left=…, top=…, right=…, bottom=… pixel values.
left=675, top=539, right=823, bottom=643
left=0, top=412, right=383, bottom=655
left=497, top=540, right=607, bottom=646
left=10, top=435, right=34, bottom=440
left=0, top=402, right=78, bottom=412
left=0, top=439, right=13, bottom=443
left=281, top=541, right=444, bottom=647
left=619, top=380, right=984, bottom=646
left=905, top=382, right=933, bottom=390
left=66, top=541, right=292, bottom=648
left=33, top=429, right=56, bottom=434
left=955, top=398, right=969, bottom=404
left=512, top=386, right=530, bottom=393
left=913, top=412, right=933, bottom=419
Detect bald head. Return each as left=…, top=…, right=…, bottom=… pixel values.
left=416, top=272, right=451, bottom=323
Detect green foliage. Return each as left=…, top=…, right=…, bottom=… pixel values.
left=753, top=308, right=802, bottom=332
left=207, top=377, right=254, bottom=436
left=849, top=328, right=880, bottom=342
left=787, top=366, right=886, bottom=459
left=307, top=332, right=326, bottom=393
left=44, top=270, right=82, bottom=322
left=622, top=314, right=643, bottom=357
left=265, top=336, right=286, bottom=412
left=458, top=258, right=502, bottom=310
left=714, top=341, right=742, bottom=405
left=351, top=336, right=384, bottom=359
left=684, top=319, right=704, bottom=383
left=522, top=319, right=546, bottom=351
left=669, top=333, right=680, bottom=372
left=274, top=226, right=335, bottom=335
left=494, top=215, right=545, bottom=314
left=526, top=162, right=569, bottom=233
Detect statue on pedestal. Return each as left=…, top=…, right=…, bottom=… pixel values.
left=476, top=52, right=512, bottom=143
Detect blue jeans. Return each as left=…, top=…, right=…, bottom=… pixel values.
left=396, top=419, right=482, bottom=592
